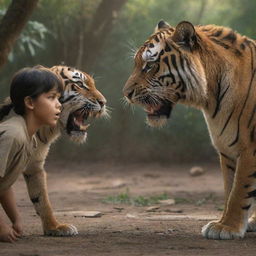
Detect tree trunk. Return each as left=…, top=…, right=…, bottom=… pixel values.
left=0, top=0, right=39, bottom=69
left=82, top=0, right=128, bottom=71
left=195, top=0, right=208, bottom=25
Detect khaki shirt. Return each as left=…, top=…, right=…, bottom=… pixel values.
left=0, top=114, right=37, bottom=192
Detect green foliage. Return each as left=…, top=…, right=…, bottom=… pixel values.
left=0, top=8, right=49, bottom=61
left=228, top=0, right=256, bottom=38
left=102, top=190, right=169, bottom=206
left=29, top=0, right=101, bottom=67
left=14, top=21, right=49, bottom=58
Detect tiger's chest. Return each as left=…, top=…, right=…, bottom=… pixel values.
left=202, top=111, right=239, bottom=157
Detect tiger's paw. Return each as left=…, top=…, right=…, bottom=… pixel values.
left=202, top=221, right=244, bottom=240
left=44, top=224, right=78, bottom=236
left=247, top=217, right=256, bottom=232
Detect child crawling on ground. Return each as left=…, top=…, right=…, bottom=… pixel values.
left=0, top=66, right=63, bottom=242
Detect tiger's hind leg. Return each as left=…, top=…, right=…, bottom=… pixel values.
left=23, top=163, right=78, bottom=236
left=202, top=151, right=255, bottom=239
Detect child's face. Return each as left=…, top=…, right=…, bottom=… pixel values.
left=32, top=88, right=61, bottom=127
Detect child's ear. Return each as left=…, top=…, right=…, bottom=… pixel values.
left=24, top=96, right=34, bottom=110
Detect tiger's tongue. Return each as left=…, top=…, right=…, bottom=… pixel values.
left=74, top=116, right=90, bottom=131
left=145, top=106, right=161, bottom=114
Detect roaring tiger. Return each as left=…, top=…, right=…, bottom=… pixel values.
left=22, top=65, right=107, bottom=236
left=123, top=20, right=256, bottom=240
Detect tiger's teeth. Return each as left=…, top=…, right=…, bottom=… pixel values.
left=80, top=124, right=90, bottom=131
left=74, top=117, right=80, bottom=126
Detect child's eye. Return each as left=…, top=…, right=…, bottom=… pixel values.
left=47, top=91, right=61, bottom=100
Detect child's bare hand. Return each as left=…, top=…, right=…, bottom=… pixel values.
left=12, top=220, right=22, bottom=236
left=0, top=223, right=20, bottom=243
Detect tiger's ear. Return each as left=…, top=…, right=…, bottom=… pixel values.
left=154, top=20, right=171, bottom=33
left=172, top=21, right=197, bottom=51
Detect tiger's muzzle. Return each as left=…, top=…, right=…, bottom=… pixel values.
left=63, top=100, right=106, bottom=143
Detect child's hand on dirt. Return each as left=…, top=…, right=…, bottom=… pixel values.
left=0, top=223, right=20, bottom=243
left=12, top=220, right=23, bottom=236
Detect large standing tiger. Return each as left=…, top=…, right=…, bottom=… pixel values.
left=123, top=20, right=256, bottom=240
left=13, top=65, right=107, bottom=236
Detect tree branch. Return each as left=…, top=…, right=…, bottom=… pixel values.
left=0, top=0, right=39, bottom=68
left=195, top=0, right=208, bottom=25
left=82, top=0, right=128, bottom=70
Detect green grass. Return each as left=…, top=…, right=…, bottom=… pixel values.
left=102, top=191, right=169, bottom=206
left=174, top=197, right=192, bottom=204
left=216, top=205, right=224, bottom=211
left=103, top=191, right=218, bottom=207
left=195, top=193, right=216, bottom=206
left=174, top=193, right=217, bottom=206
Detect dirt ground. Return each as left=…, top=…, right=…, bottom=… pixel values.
left=1, top=161, right=256, bottom=256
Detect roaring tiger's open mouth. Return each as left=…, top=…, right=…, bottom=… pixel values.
left=144, top=100, right=173, bottom=120
left=66, top=108, right=92, bottom=135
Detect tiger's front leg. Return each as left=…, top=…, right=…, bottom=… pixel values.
left=218, top=153, right=236, bottom=221
left=202, top=150, right=255, bottom=239
left=246, top=181, right=256, bottom=232
left=247, top=210, right=256, bottom=231
left=23, top=163, right=78, bottom=236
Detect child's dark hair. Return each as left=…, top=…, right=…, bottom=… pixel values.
left=0, top=65, right=63, bottom=121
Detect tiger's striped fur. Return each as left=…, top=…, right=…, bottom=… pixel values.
left=23, top=65, right=107, bottom=236
left=123, top=20, right=256, bottom=239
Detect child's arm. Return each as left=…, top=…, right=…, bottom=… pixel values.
left=0, top=186, right=22, bottom=236
left=0, top=186, right=21, bottom=242
left=0, top=213, right=19, bottom=243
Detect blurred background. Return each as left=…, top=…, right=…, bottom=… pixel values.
left=0, top=0, right=255, bottom=164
